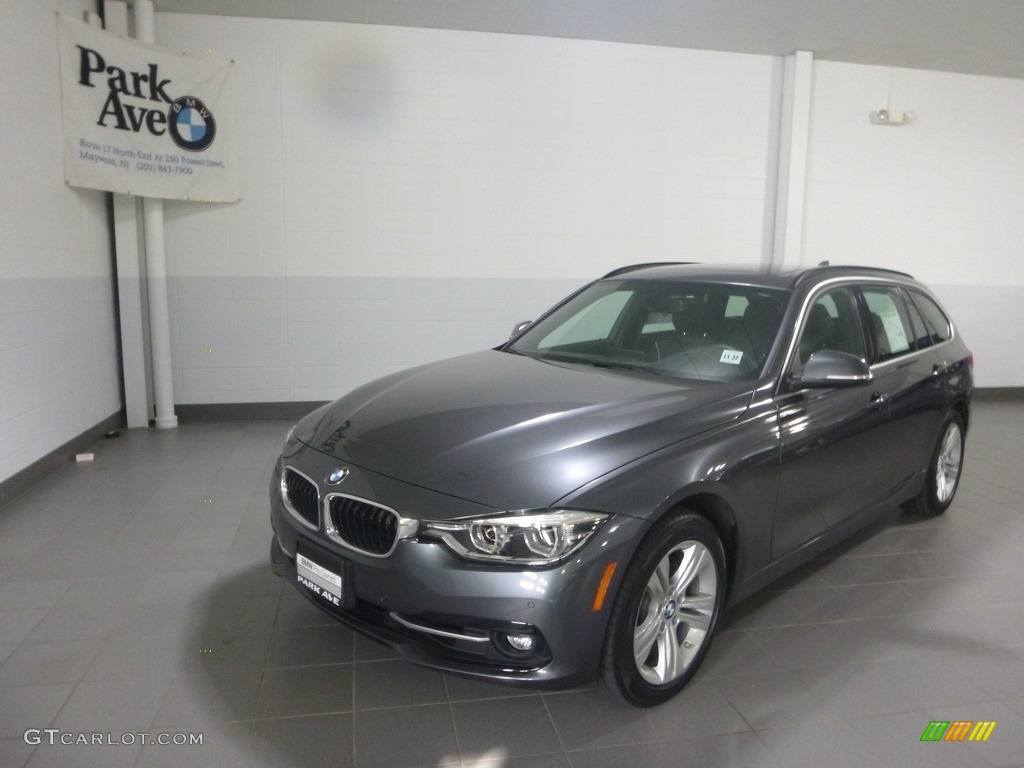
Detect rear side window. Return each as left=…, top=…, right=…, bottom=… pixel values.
left=907, top=290, right=952, bottom=344
left=861, top=286, right=916, bottom=362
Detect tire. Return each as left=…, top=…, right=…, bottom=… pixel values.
left=905, top=412, right=965, bottom=518
left=601, top=512, right=726, bottom=707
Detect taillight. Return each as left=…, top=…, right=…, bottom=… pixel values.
left=966, top=352, right=974, bottom=370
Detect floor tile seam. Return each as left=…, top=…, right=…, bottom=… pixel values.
left=741, top=625, right=850, bottom=670
left=0, top=681, right=76, bottom=738
left=446, top=694, right=465, bottom=767
left=860, top=651, right=1024, bottom=679
left=76, top=670, right=183, bottom=685
left=0, top=639, right=107, bottom=687
left=248, top=709, right=355, bottom=722
left=645, top=720, right=756, bottom=743
left=49, top=675, right=172, bottom=733
left=810, top=611, right=1019, bottom=631
left=350, top=681, right=358, bottom=767
left=558, top=726, right=778, bottom=758
left=725, top=617, right=835, bottom=631
left=445, top=685, right=564, bottom=762
left=352, top=696, right=465, bottom=714
left=464, top=747, right=570, bottom=765
left=260, top=659, right=358, bottom=672
left=816, top=573, right=992, bottom=588
left=0, top=607, right=50, bottom=646
left=533, top=687, right=573, bottom=760
left=445, top=691, right=541, bottom=704
left=257, top=698, right=490, bottom=718
left=754, top=720, right=880, bottom=766
left=821, top=546, right=985, bottom=558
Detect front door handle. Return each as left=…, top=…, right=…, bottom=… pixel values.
left=869, top=392, right=890, bottom=410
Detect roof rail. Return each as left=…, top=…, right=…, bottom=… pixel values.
left=601, top=262, right=697, bottom=279
left=794, top=264, right=914, bottom=285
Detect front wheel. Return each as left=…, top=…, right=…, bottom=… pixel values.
left=905, top=412, right=966, bottom=517
left=601, top=512, right=726, bottom=707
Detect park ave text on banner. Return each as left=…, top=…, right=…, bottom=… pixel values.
left=56, top=13, right=239, bottom=202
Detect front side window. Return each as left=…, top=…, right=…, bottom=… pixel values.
left=508, top=280, right=790, bottom=382
left=793, top=287, right=866, bottom=373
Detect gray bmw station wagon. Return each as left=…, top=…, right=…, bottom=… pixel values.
left=269, top=263, right=972, bottom=706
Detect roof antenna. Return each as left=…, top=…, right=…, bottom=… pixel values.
left=817, top=260, right=830, bottom=266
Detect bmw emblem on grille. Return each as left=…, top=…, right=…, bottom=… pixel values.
left=326, top=466, right=349, bottom=486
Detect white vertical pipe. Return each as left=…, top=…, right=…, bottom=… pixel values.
left=135, top=0, right=178, bottom=429
left=773, top=50, right=813, bottom=266
left=103, top=0, right=154, bottom=428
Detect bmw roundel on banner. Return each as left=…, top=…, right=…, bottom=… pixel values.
left=169, top=96, right=217, bottom=152
left=56, top=13, right=240, bottom=202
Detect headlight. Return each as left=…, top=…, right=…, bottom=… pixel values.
left=421, top=510, right=608, bottom=565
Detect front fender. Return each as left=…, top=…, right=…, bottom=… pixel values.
left=557, top=394, right=780, bottom=595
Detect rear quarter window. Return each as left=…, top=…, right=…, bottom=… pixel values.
left=907, top=289, right=952, bottom=344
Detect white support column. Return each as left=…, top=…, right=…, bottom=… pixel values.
left=104, top=0, right=154, bottom=428
left=134, top=0, right=178, bottom=429
left=772, top=50, right=814, bottom=266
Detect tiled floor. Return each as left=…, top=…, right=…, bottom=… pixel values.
left=1, top=400, right=1023, bottom=768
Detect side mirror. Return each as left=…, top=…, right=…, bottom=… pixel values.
left=795, top=349, right=872, bottom=388
left=510, top=320, right=532, bottom=339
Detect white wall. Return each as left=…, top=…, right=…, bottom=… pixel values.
left=1, top=11, right=1019, bottom=486
left=155, top=15, right=776, bottom=403
left=0, top=1, right=121, bottom=482
left=804, top=62, right=1024, bottom=385
left=151, top=16, right=1024, bottom=400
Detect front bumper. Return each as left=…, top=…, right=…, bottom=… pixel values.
left=268, top=449, right=648, bottom=688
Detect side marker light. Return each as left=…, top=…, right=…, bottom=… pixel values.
left=592, top=562, right=618, bottom=612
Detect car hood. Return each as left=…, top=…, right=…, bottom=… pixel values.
left=294, top=350, right=754, bottom=510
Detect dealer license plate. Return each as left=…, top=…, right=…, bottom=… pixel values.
left=296, top=551, right=344, bottom=608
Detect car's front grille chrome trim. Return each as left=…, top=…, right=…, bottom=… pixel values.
left=324, top=492, right=416, bottom=558
left=281, top=466, right=320, bottom=531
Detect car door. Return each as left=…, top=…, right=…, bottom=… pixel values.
left=772, top=284, right=891, bottom=559
left=856, top=283, right=948, bottom=496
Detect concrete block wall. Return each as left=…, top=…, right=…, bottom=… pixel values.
left=156, top=16, right=777, bottom=404
left=0, top=1, right=121, bottom=482
left=4, top=7, right=1024, bottom=485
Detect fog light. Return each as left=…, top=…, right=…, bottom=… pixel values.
left=505, top=633, right=535, bottom=652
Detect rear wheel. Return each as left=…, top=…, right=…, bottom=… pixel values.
left=905, top=412, right=965, bottom=517
left=601, top=512, right=726, bottom=707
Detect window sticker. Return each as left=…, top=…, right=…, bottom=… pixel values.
left=720, top=349, right=743, bottom=365
left=881, top=312, right=911, bottom=353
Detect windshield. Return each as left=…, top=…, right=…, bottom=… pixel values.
left=508, top=279, right=790, bottom=382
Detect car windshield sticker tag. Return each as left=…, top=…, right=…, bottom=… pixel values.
left=720, top=349, right=743, bottom=365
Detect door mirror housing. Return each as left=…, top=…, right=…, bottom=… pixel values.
left=795, top=349, right=873, bottom=388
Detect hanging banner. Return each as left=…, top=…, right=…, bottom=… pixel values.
left=56, top=13, right=240, bottom=202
